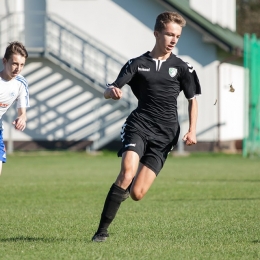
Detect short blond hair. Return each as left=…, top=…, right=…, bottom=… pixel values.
left=154, top=11, right=186, bottom=32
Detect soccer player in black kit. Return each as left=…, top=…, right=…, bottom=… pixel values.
left=92, top=11, right=201, bottom=242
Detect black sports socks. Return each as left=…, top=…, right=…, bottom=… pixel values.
left=96, top=183, right=129, bottom=234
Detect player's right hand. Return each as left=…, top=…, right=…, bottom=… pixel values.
left=109, top=87, right=123, bottom=100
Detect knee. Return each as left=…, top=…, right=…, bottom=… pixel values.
left=119, top=170, right=135, bottom=184
left=116, top=171, right=134, bottom=190
left=130, top=189, right=145, bottom=201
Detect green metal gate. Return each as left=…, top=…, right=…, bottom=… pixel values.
left=243, top=34, right=260, bottom=157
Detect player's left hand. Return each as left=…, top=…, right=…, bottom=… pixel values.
left=12, top=117, right=26, bottom=131
left=182, top=131, right=197, bottom=146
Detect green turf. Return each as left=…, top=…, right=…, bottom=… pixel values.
left=0, top=151, right=259, bottom=260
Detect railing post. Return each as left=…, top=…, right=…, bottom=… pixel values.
left=82, top=42, right=85, bottom=70
left=58, top=26, right=62, bottom=59
left=44, top=14, right=48, bottom=56
left=7, top=107, right=14, bottom=154
left=105, top=56, right=108, bottom=85
left=177, top=117, right=184, bottom=154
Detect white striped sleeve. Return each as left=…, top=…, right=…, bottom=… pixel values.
left=15, top=75, right=30, bottom=108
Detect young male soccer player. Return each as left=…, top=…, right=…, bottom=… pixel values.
left=0, top=41, right=29, bottom=175
left=92, top=11, right=201, bottom=242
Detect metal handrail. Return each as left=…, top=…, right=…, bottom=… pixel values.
left=0, top=12, right=135, bottom=105
left=45, top=13, right=135, bottom=105
left=0, top=12, right=137, bottom=151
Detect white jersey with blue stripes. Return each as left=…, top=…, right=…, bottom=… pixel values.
left=0, top=74, right=29, bottom=119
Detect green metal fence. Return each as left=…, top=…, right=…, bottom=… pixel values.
left=243, top=34, right=260, bottom=157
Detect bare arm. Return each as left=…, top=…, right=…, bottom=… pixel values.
left=182, top=98, right=198, bottom=146
left=104, top=86, right=123, bottom=100
left=13, top=107, right=27, bottom=131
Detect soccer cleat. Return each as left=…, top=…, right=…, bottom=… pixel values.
left=92, top=232, right=109, bottom=242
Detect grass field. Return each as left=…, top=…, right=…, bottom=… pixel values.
left=0, top=151, right=259, bottom=260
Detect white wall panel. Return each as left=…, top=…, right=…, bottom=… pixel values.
left=219, top=63, right=244, bottom=140
left=1, top=0, right=244, bottom=145
left=190, top=0, right=236, bottom=31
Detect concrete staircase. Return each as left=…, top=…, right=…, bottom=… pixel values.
left=0, top=12, right=137, bottom=151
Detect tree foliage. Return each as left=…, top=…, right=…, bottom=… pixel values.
left=237, top=0, right=260, bottom=37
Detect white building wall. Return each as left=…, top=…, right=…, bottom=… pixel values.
left=46, top=0, right=224, bottom=143
left=190, top=0, right=236, bottom=31
left=219, top=63, right=244, bottom=141
left=0, top=0, right=23, bottom=16
left=47, top=0, right=160, bottom=60
left=0, top=0, right=245, bottom=144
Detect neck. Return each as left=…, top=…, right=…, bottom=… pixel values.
left=149, top=48, right=171, bottom=60
left=0, top=70, right=13, bottom=81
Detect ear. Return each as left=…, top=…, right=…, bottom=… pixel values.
left=2, top=58, right=7, bottom=65
left=154, top=31, right=159, bottom=38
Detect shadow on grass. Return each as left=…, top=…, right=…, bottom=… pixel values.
left=153, top=198, right=260, bottom=201
left=0, top=236, right=67, bottom=243
left=0, top=236, right=93, bottom=243
left=252, top=240, right=260, bottom=243
left=175, top=179, right=260, bottom=183
left=210, top=198, right=260, bottom=201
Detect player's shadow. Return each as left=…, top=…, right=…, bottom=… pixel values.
left=175, top=179, right=260, bottom=183
left=0, top=236, right=90, bottom=243
left=0, top=236, right=66, bottom=243
left=167, top=198, right=260, bottom=201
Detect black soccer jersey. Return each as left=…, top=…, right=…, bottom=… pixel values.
left=110, top=51, right=201, bottom=124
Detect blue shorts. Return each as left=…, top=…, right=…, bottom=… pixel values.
left=0, top=131, right=6, bottom=163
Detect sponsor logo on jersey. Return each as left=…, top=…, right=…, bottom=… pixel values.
left=138, top=67, right=150, bottom=72
left=169, top=68, right=177, bottom=77
left=124, top=60, right=133, bottom=73
left=0, top=103, right=8, bottom=108
left=186, top=62, right=194, bottom=73
left=125, top=143, right=136, bottom=148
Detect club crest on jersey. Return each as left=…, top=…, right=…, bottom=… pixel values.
left=169, top=68, right=177, bottom=77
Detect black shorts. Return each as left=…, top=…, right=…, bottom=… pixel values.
left=117, top=117, right=180, bottom=175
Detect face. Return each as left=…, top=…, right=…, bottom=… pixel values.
left=2, top=54, right=26, bottom=80
left=155, top=22, right=182, bottom=55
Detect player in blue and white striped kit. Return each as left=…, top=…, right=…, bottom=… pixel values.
left=0, top=41, right=29, bottom=175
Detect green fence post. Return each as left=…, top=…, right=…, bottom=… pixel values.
left=245, top=34, right=260, bottom=157
left=243, top=34, right=249, bottom=157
